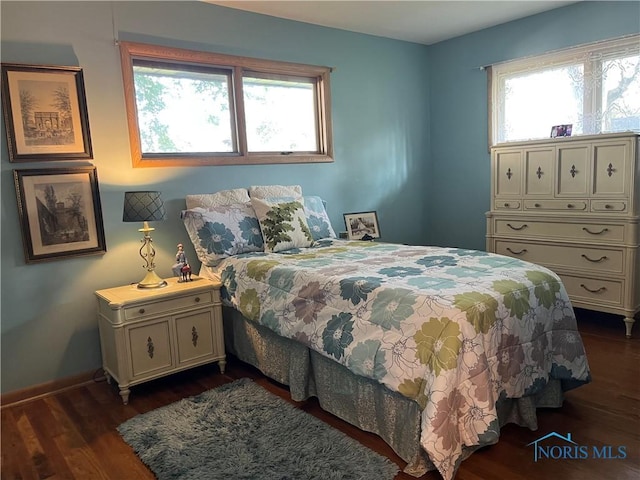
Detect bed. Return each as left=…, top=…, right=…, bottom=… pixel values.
left=181, top=186, right=591, bottom=480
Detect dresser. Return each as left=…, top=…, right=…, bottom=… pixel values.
left=95, top=277, right=225, bottom=404
left=486, top=132, right=640, bottom=337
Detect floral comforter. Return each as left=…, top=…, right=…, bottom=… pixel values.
left=215, top=239, right=591, bottom=479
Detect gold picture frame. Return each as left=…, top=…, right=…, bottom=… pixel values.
left=1, top=63, right=93, bottom=162
left=14, top=167, right=106, bottom=263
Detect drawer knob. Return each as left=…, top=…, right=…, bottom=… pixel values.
left=503, top=203, right=510, bottom=207
left=536, top=166, right=543, bottom=179
left=506, top=247, right=527, bottom=255
left=534, top=203, right=541, bottom=208
left=194, top=297, right=201, bottom=303
left=147, top=337, right=155, bottom=358
left=507, top=223, right=528, bottom=231
left=582, top=227, right=608, bottom=235
left=605, top=204, right=613, bottom=209
left=139, top=308, right=145, bottom=314
left=567, top=204, right=574, bottom=209
left=506, top=168, right=513, bottom=180
left=580, top=284, right=606, bottom=294
left=570, top=164, right=577, bottom=178
left=581, top=254, right=607, bottom=263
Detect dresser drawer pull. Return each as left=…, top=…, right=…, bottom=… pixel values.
left=534, top=203, right=541, bottom=208
left=581, top=254, right=607, bottom=263
left=507, top=223, right=528, bottom=231
left=503, top=202, right=510, bottom=207
left=192, top=326, right=199, bottom=347
left=506, top=168, right=513, bottom=180
left=605, top=204, right=613, bottom=209
left=506, top=247, right=527, bottom=255
left=536, top=166, right=543, bottom=179
left=607, top=163, right=614, bottom=177
left=139, top=308, right=145, bottom=314
left=567, top=203, right=575, bottom=209
left=580, top=284, right=606, bottom=294
left=570, top=164, right=577, bottom=177
left=194, top=297, right=201, bottom=303
left=582, top=227, right=608, bottom=235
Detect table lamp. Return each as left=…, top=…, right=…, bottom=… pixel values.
left=123, top=191, right=168, bottom=289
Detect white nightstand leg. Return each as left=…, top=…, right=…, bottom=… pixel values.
left=119, top=387, right=131, bottom=405
left=218, top=358, right=226, bottom=374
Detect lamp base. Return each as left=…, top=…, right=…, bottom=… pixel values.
left=137, top=269, right=168, bottom=289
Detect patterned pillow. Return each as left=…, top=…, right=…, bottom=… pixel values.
left=185, top=188, right=250, bottom=210
left=248, top=185, right=303, bottom=199
left=250, top=197, right=314, bottom=253
left=303, top=196, right=336, bottom=240
left=181, top=202, right=263, bottom=266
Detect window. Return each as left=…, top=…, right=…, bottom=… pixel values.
left=119, top=42, right=333, bottom=167
left=490, top=34, right=639, bottom=145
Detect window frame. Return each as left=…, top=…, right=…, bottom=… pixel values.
left=119, top=41, right=333, bottom=167
left=489, top=34, right=640, bottom=147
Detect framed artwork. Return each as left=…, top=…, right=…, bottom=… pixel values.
left=343, top=211, right=381, bottom=240
left=13, top=167, right=106, bottom=264
left=1, top=63, right=93, bottom=162
left=550, top=124, right=573, bottom=138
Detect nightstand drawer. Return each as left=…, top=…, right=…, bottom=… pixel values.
left=523, top=200, right=588, bottom=211
left=124, top=291, right=214, bottom=321
left=127, top=320, right=173, bottom=378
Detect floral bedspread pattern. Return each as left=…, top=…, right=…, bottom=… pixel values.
left=215, top=239, right=591, bottom=479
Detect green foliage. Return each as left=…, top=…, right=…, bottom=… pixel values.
left=262, top=202, right=303, bottom=249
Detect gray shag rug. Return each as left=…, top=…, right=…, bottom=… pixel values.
left=118, top=378, right=399, bottom=480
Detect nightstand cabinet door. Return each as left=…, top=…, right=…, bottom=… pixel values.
left=175, top=309, right=216, bottom=366
left=127, top=319, right=173, bottom=378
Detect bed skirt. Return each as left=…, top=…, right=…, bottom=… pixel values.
left=223, top=306, right=565, bottom=476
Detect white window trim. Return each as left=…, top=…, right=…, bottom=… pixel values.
left=489, top=34, right=640, bottom=146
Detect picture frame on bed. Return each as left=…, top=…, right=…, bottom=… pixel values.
left=13, top=166, right=106, bottom=264
left=1, top=63, right=93, bottom=162
left=344, top=211, right=380, bottom=240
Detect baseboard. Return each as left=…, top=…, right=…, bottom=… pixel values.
left=1, top=369, right=105, bottom=409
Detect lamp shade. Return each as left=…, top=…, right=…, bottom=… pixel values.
left=123, top=191, right=166, bottom=222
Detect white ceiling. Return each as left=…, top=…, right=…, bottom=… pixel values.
left=205, top=1, right=579, bottom=45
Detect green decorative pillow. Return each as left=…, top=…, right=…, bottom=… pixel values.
left=250, top=197, right=314, bottom=253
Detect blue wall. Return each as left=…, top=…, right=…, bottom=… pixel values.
left=427, top=1, right=640, bottom=249
left=1, top=1, right=637, bottom=394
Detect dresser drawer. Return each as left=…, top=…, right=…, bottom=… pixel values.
left=494, top=219, right=626, bottom=243
left=494, top=240, right=625, bottom=274
left=523, top=200, right=587, bottom=211
left=495, top=200, right=521, bottom=210
left=558, top=274, right=623, bottom=307
left=124, top=291, right=214, bottom=321
left=591, top=201, right=627, bottom=213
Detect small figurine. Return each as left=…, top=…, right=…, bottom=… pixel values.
left=172, top=243, right=192, bottom=282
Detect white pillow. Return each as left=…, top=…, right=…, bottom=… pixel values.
left=186, top=188, right=250, bottom=210
left=248, top=185, right=303, bottom=199
left=250, top=197, right=313, bottom=253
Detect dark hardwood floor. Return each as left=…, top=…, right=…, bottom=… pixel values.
left=2, top=309, right=638, bottom=480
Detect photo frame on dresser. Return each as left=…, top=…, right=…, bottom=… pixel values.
left=1, top=63, right=93, bottom=162
left=550, top=124, right=573, bottom=138
left=344, top=211, right=380, bottom=240
left=13, top=167, right=106, bottom=264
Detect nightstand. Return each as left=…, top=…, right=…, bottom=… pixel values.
left=95, top=276, right=225, bottom=404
